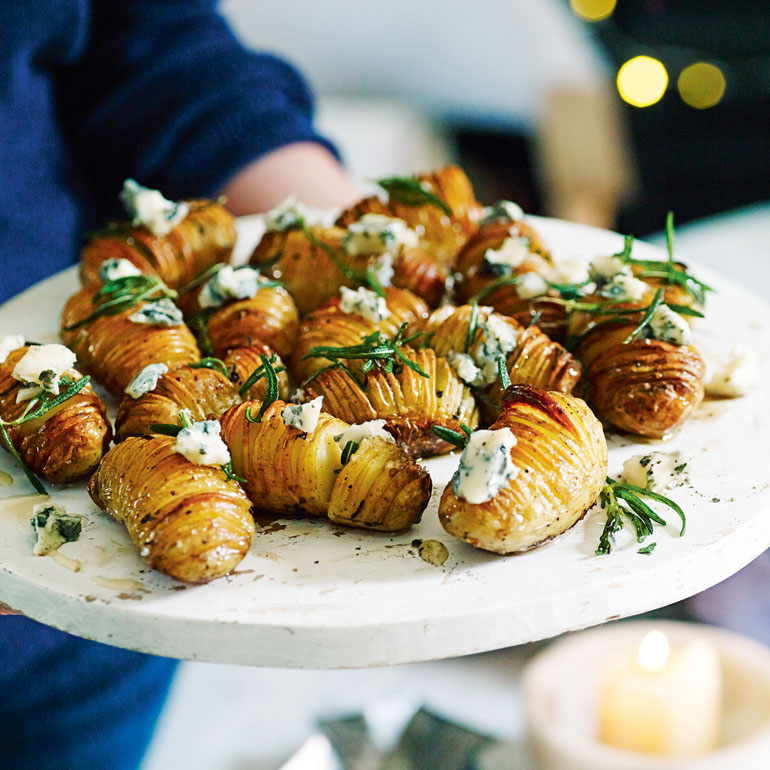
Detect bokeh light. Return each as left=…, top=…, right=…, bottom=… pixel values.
left=570, top=0, right=617, bottom=22
left=616, top=56, right=669, bottom=108
left=677, top=62, right=726, bottom=109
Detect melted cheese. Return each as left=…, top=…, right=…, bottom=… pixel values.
left=453, top=428, right=518, bottom=504
left=335, top=419, right=394, bottom=450
left=474, top=313, right=521, bottom=385
left=589, top=254, right=626, bottom=280
left=281, top=396, right=323, bottom=434
left=174, top=420, right=231, bottom=466
left=120, top=179, right=189, bottom=237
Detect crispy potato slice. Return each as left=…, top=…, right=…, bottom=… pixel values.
left=60, top=286, right=200, bottom=397
left=439, top=384, right=607, bottom=554
left=0, top=346, right=112, bottom=483
left=80, top=200, right=236, bottom=289
left=88, top=435, right=254, bottom=583
left=392, top=247, right=447, bottom=308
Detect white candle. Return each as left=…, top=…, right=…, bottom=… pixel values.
left=598, top=629, right=722, bottom=755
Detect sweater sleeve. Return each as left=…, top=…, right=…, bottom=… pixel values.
left=57, top=0, right=337, bottom=203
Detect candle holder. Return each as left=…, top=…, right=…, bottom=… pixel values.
left=522, top=621, right=770, bottom=770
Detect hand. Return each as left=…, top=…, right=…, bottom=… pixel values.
left=0, top=601, right=20, bottom=616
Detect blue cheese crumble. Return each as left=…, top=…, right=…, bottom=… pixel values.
left=648, top=305, right=691, bottom=346
left=342, top=214, right=418, bottom=256
left=448, top=352, right=484, bottom=387
left=129, top=298, right=183, bottom=326
left=124, top=363, right=168, bottom=399
left=98, top=258, right=142, bottom=283
left=281, top=396, right=323, bottom=434
left=199, top=265, right=260, bottom=309
left=622, top=451, right=690, bottom=493
left=483, top=236, right=530, bottom=276
left=30, top=502, right=83, bottom=556
left=174, top=419, right=231, bottom=466
left=120, top=179, right=189, bottom=237
left=452, top=428, right=518, bottom=504
left=589, top=255, right=626, bottom=281
left=516, top=272, right=550, bottom=300
left=263, top=197, right=331, bottom=232
left=600, top=271, right=648, bottom=302
left=472, top=312, right=521, bottom=385
left=479, top=200, right=525, bottom=226
left=334, top=419, right=394, bottom=450
left=11, top=343, right=76, bottom=396
left=339, top=286, right=390, bottom=323
left=368, top=252, right=395, bottom=287
left=704, top=347, right=757, bottom=397
left=0, top=334, right=25, bottom=365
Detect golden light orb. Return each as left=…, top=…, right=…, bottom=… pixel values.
left=678, top=62, right=726, bottom=109
left=617, top=56, right=669, bottom=108
left=570, top=0, right=617, bottom=22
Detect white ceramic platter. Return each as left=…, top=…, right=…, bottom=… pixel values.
left=1, top=217, right=768, bottom=668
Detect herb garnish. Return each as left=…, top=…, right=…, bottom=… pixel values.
left=0, top=375, right=91, bottom=493
left=465, top=301, right=480, bottom=353
left=301, top=323, right=429, bottom=380
left=430, top=423, right=473, bottom=448
left=245, top=353, right=281, bottom=423
left=189, top=357, right=230, bottom=377
left=64, top=275, right=177, bottom=331
left=376, top=176, right=452, bottom=216
left=238, top=353, right=286, bottom=398
left=596, top=476, right=686, bottom=555
left=497, top=356, right=511, bottom=389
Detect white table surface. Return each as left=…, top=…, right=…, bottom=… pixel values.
left=142, top=203, right=770, bottom=770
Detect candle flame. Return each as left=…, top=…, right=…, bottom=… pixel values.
left=637, top=630, right=669, bottom=672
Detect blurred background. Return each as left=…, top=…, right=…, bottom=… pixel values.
left=141, top=2, right=770, bottom=767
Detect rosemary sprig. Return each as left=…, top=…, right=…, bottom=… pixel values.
left=301, top=324, right=429, bottom=379
left=497, top=356, right=511, bottom=389
left=0, top=375, right=91, bottom=493
left=188, top=308, right=215, bottom=356
left=340, top=440, right=358, bottom=466
left=596, top=476, right=686, bottom=555
left=177, top=263, right=223, bottom=296
left=299, top=222, right=385, bottom=298
left=623, top=288, right=664, bottom=344
left=238, top=353, right=286, bottom=398
left=221, top=461, right=247, bottom=484
left=189, top=357, right=230, bottom=377
left=149, top=423, right=182, bottom=437
left=245, top=354, right=280, bottom=423
left=64, top=275, right=177, bottom=331
left=300, top=361, right=366, bottom=392
left=376, top=176, right=453, bottom=216
left=431, top=423, right=472, bottom=448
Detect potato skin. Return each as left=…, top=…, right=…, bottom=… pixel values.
left=303, top=347, right=479, bottom=458
left=420, top=304, right=581, bottom=402
left=61, top=286, right=200, bottom=397
left=219, top=400, right=429, bottom=530
left=392, top=247, right=447, bottom=308
left=291, top=286, right=429, bottom=384
left=88, top=435, right=254, bottom=583
left=571, top=303, right=705, bottom=438
left=439, top=384, right=607, bottom=554
left=202, top=284, right=299, bottom=359
left=0, top=347, right=112, bottom=483
left=80, top=200, right=236, bottom=289
left=336, top=166, right=482, bottom=264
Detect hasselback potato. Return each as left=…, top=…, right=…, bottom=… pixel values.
left=80, top=199, right=236, bottom=289
left=291, top=286, right=429, bottom=384
left=336, top=166, right=482, bottom=265
left=89, top=435, right=254, bottom=583
left=570, top=305, right=705, bottom=438
left=220, top=400, right=430, bottom=531
left=302, top=346, right=478, bottom=457
left=115, top=346, right=289, bottom=441
left=420, top=304, right=581, bottom=404
left=392, top=247, right=447, bottom=308
left=60, top=286, right=200, bottom=397
left=0, top=346, right=112, bottom=483
left=439, top=384, right=607, bottom=554
left=196, top=281, right=299, bottom=359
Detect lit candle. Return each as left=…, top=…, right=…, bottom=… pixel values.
left=598, top=629, right=722, bottom=755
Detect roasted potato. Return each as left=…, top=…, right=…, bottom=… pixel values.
left=0, top=346, right=112, bottom=483
left=60, top=286, right=200, bottom=397
left=336, top=166, right=482, bottom=265
left=197, top=281, right=300, bottom=359
left=392, top=247, right=447, bottom=308
left=291, top=286, right=429, bottom=384
left=439, top=384, right=607, bottom=553
left=220, top=400, right=431, bottom=531
left=80, top=199, right=236, bottom=289
left=420, top=304, right=581, bottom=406
left=302, top=347, right=479, bottom=458
left=89, top=435, right=254, bottom=583
left=115, top=346, right=290, bottom=441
